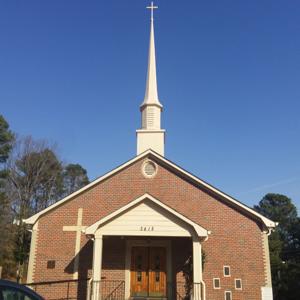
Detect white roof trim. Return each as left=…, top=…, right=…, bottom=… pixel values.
left=84, top=193, right=208, bottom=237
left=23, top=149, right=276, bottom=228
left=23, top=150, right=153, bottom=225
left=154, top=154, right=276, bottom=228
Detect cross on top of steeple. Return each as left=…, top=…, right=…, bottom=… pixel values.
left=147, top=1, right=158, bottom=20
left=141, top=0, right=162, bottom=110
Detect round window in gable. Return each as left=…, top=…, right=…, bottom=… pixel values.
left=142, top=160, right=158, bottom=178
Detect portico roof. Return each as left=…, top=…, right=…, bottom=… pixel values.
left=84, top=193, right=209, bottom=238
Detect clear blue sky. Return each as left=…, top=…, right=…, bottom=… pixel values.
left=1, top=0, right=299, bottom=211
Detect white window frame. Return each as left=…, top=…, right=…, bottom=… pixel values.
left=224, top=290, right=232, bottom=300
left=223, top=265, right=231, bottom=277
left=213, top=278, right=221, bottom=289
left=235, top=278, right=242, bottom=290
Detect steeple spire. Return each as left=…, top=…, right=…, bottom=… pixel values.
left=141, top=2, right=162, bottom=109
left=136, top=2, right=165, bottom=156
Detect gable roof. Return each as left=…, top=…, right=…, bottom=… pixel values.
left=84, top=193, right=209, bottom=237
left=23, top=149, right=276, bottom=229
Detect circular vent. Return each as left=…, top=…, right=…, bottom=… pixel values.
left=142, top=160, right=157, bottom=178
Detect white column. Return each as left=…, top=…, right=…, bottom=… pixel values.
left=92, top=235, right=103, bottom=300
left=193, top=236, right=202, bottom=300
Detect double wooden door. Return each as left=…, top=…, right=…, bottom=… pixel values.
left=130, top=247, right=167, bottom=298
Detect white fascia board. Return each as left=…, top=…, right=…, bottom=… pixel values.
left=84, top=193, right=208, bottom=237
left=23, top=149, right=276, bottom=229
left=150, top=152, right=276, bottom=229
left=23, top=150, right=154, bottom=225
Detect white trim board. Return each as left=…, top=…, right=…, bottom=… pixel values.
left=261, top=287, right=273, bottom=300
left=26, top=221, right=39, bottom=283
left=24, top=149, right=276, bottom=229
left=86, top=193, right=208, bottom=238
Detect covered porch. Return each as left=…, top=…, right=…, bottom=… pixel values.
left=84, top=194, right=209, bottom=300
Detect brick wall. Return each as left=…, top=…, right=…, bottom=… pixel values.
left=32, top=155, right=267, bottom=299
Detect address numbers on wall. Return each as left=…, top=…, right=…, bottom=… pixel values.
left=140, top=226, right=154, bottom=231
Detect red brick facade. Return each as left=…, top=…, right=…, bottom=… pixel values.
left=30, top=154, right=269, bottom=300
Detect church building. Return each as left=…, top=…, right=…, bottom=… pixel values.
left=24, top=3, right=275, bottom=300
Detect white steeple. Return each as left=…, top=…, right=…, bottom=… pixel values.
left=137, top=2, right=165, bottom=156
left=140, top=2, right=162, bottom=109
